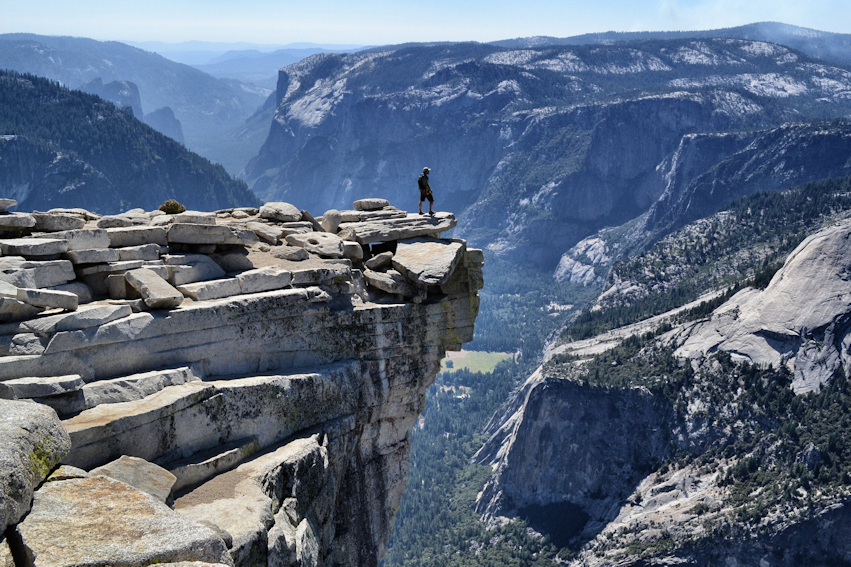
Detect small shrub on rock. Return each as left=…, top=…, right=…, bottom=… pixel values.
left=158, top=199, right=186, bottom=214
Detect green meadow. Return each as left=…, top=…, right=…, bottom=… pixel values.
left=440, top=350, right=513, bottom=374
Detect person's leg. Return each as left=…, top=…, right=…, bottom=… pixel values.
left=428, top=193, right=435, bottom=214
left=419, top=198, right=424, bottom=214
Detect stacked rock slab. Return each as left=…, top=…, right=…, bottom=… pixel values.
left=0, top=199, right=482, bottom=567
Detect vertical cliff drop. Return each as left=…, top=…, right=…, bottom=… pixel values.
left=0, top=198, right=482, bottom=566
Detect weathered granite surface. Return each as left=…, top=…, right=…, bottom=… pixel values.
left=676, top=220, right=851, bottom=393
left=0, top=199, right=481, bottom=566
left=0, top=400, right=71, bottom=533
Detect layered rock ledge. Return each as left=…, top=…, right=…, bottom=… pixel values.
left=0, top=199, right=482, bottom=567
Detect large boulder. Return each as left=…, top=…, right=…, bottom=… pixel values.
left=0, top=399, right=71, bottom=532
left=353, top=198, right=389, bottom=211
left=286, top=232, right=345, bottom=259
left=16, top=475, right=233, bottom=566
left=392, top=237, right=465, bottom=286
left=260, top=202, right=302, bottom=222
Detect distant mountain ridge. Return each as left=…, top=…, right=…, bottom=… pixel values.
left=244, top=35, right=851, bottom=268
left=492, top=22, right=851, bottom=67
left=0, top=70, right=259, bottom=213
left=192, top=48, right=357, bottom=90
left=0, top=34, right=267, bottom=167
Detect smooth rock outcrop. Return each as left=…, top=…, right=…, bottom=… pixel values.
left=0, top=399, right=71, bottom=532
left=676, top=220, right=851, bottom=393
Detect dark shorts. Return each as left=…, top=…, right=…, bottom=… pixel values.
left=420, top=190, right=433, bottom=202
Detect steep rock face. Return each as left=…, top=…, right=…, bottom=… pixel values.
left=476, top=217, right=851, bottom=564
left=555, top=120, right=851, bottom=283
left=0, top=199, right=481, bottom=566
left=245, top=39, right=851, bottom=269
left=474, top=372, right=672, bottom=533
left=642, top=121, right=851, bottom=246
left=144, top=106, right=186, bottom=145
left=79, top=77, right=144, bottom=119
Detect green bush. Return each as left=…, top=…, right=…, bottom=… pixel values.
left=158, top=199, right=186, bottom=214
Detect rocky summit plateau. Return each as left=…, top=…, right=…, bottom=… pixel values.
left=0, top=197, right=482, bottom=566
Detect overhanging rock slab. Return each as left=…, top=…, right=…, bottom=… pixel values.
left=4, top=374, right=84, bottom=398
left=392, top=237, right=465, bottom=286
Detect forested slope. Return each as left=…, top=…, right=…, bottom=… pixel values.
left=0, top=71, right=259, bottom=213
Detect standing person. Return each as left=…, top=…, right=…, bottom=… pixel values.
left=418, top=167, right=435, bottom=215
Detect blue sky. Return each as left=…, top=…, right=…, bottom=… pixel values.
left=3, top=0, right=851, bottom=45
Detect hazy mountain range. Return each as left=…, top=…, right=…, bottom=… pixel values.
left=0, top=70, right=258, bottom=213
left=0, top=33, right=268, bottom=171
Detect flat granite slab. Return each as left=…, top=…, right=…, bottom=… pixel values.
left=342, top=212, right=456, bottom=244
left=0, top=238, right=69, bottom=256
left=16, top=475, right=233, bottom=566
